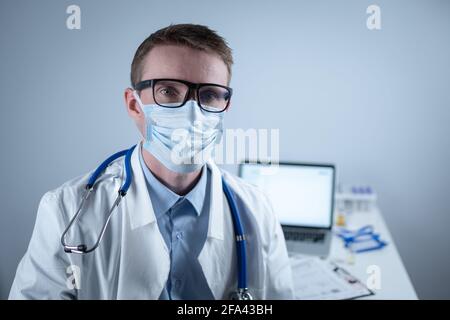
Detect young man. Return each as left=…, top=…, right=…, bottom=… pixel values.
left=9, top=24, right=294, bottom=299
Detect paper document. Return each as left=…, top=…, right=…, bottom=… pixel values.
left=290, top=255, right=373, bottom=300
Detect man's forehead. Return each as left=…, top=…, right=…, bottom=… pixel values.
left=140, top=45, right=229, bottom=85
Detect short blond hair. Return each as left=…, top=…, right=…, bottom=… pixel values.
left=130, top=23, right=233, bottom=87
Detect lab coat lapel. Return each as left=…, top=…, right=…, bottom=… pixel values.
left=126, top=143, right=156, bottom=229
left=119, top=143, right=170, bottom=299
left=198, top=160, right=237, bottom=300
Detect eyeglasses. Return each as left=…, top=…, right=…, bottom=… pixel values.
left=134, top=78, right=233, bottom=113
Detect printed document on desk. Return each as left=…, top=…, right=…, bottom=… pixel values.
left=290, top=255, right=374, bottom=300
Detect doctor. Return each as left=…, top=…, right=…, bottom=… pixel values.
left=9, top=24, right=294, bottom=300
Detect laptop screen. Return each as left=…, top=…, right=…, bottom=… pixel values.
left=239, top=163, right=335, bottom=228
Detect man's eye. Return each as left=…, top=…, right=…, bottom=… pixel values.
left=200, top=91, right=219, bottom=101
left=158, top=87, right=177, bottom=96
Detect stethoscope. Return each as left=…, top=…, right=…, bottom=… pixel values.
left=60, top=145, right=253, bottom=300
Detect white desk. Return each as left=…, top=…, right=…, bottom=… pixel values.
left=327, top=207, right=418, bottom=299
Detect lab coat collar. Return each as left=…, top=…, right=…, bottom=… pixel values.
left=126, top=143, right=157, bottom=230
left=126, top=143, right=225, bottom=242
left=206, top=158, right=224, bottom=241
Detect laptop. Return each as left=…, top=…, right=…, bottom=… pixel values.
left=239, top=162, right=335, bottom=257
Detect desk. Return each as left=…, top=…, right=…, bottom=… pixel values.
left=328, top=207, right=418, bottom=299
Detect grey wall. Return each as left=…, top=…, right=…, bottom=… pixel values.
left=1, top=0, right=449, bottom=299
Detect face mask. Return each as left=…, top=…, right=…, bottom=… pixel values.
left=133, top=91, right=224, bottom=173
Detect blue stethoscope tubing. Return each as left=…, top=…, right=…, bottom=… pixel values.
left=61, top=146, right=136, bottom=254
left=60, top=145, right=252, bottom=300
left=222, top=179, right=251, bottom=299
left=87, top=146, right=135, bottom=195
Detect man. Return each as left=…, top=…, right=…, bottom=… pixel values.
left=9, top=24, right=294, bottom=299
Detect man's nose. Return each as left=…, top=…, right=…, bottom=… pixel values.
left=186, top=88, right=197, bottom=101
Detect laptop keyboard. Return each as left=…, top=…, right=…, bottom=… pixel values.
left=283, top=230, right=326, bottom=243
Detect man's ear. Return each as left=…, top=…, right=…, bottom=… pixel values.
left=124, top=88, right=143, bottom=119
left=124, top=87, right=146, bottom=137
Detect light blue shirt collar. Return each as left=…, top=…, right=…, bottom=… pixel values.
left=138, top=147, right=207, bottom=219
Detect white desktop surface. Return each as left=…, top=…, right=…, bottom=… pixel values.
left=326, top=207, right=418, bottom=299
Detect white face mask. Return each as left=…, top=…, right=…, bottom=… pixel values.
left=133, top=91, right=224, bottom=173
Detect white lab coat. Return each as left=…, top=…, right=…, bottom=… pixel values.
left=9, top=144, right=294, bottom=299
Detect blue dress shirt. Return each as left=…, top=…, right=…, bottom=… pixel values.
left=138, top=149, right=213, bottom=299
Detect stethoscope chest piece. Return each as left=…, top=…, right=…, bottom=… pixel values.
left=230, top=288, right=253, bottom=300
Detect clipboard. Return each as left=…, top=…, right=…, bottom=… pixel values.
left=290, top=255, right=374, bottom=300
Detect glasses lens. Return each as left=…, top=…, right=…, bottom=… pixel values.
left=153, top=80, right=189, bottom=107
left=198, top=85, right=231, bottom=112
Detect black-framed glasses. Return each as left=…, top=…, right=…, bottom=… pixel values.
left=134, top=78, right=233, bottom=113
